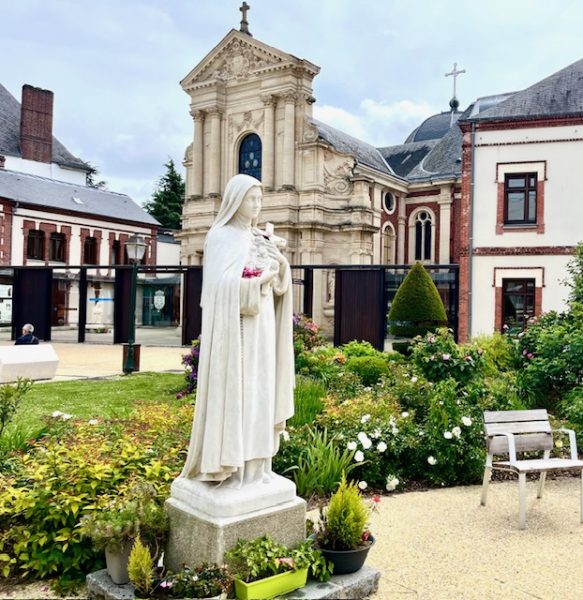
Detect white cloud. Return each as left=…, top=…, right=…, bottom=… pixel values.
left=314, top=98, right=436, bottom=147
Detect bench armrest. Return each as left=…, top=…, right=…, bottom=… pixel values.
left=553, top=427, right=579, bottom=460
left=487, top=431, right=518, bottom=465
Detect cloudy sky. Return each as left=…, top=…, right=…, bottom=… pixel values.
left=3, top=0, right=582, bottom=205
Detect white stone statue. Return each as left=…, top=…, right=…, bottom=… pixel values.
left=178, top=173, right=295, bottom=490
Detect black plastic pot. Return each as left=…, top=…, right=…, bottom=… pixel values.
left=318, top=535, right=375, bottom=575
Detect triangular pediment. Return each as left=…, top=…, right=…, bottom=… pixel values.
left=181, top=29, right=315, bottom=89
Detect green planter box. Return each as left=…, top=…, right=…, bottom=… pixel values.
left=234, top=568, right=308, bottom=600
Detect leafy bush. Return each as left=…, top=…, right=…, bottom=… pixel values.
left=340, top=340, right=380, bottom=358
left=0, top=402, right=191, bottom=582
left=416, top=379, right=485, bottom=485
left=315, top=475, right=369, bottom=551
left=0, top=379, right=33, bottom=438
left=295, top=346, right=346, bottom=384
left=346, top=356, right=389, bottom=386
left=288, top=376, right=326, bottom=428
left=225, top=535, right=331, bottom=583
left=388, top=263, right=447, bottom=337
left=411, top=328, right=485, bottom=385
left=558, top=387, right=583, bottom=451
left=128, top=538, right=154, bottom=597
left=470, top=332, right=517, bottom=375
left=515, top=304, right=583, bottom=410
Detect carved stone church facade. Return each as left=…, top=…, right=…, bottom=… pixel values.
left=178, top=24, right=583, bottom=340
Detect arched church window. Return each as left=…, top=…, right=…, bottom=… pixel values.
left=414, top=211, right=432, bottom=261
left=238, top=133, right=262, bottom=181
left=382, top=223, right=395, bottom=264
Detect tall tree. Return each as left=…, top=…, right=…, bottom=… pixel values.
left=144, top=159, right=185, bottom=230
left=85, top=162, right=107, bottom=189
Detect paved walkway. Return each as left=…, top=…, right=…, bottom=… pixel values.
left=0, top=340, right=186, bottom=380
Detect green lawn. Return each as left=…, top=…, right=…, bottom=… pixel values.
left=13, top=372, right=185, bottom=430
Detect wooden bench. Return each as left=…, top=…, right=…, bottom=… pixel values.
left=0, top=344, right=59, bottom=383
left=481, top=409, right=583, bottom=529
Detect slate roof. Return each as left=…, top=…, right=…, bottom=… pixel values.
left=0, top=168, right=159, bottom=226
left=377, top=140, right=438, bottom=178
left=310, top=118, right=395, bottom=176
left=466, top=58, right=583, bottom=122
left=406, top=122, right=463, bottom=182
left=404, top=111, right=461, bottom=143
left=0, top=83, right=90, bottom=171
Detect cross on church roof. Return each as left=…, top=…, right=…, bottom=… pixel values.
left=445, top=62, right=466, bottom=101
left=239, top=2, right=252, bottom=36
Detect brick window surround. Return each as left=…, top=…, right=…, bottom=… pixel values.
left=496, top=161, right=546, bottom=234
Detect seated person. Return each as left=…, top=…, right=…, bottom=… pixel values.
left=15, top=323, right=39, bottom=345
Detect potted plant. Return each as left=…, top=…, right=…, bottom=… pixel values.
left=78, top=482, right=168, bottom=585
left=159, top=563, right=233, bottom=599
left=313, top=474, right=375, bottom=574
left=225, top=535, right=331, bottom=600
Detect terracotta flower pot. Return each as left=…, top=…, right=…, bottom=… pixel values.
left=318, top=535, right=375, bottom=575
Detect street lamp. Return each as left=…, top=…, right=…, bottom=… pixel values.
left=123, top=234, right=147, bottom=374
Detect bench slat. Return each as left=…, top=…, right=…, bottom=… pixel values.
left=488, top=433, right=553, bottom=454
left=485, top=421, right=552, bottom=435
left=493, top=458, right=583, bottom=473
left=484, top=410, right=548, bottom=424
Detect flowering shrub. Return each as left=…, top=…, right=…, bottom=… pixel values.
left=180, top=338, right=200, bottom=396
left=346, top=356, right=389, bottom=386
left=515, top=304, right=583, bottom=410
left=417, top=379, right=484, bottom=485
left=293, top=313, right=327, bottom=358
left=411, top=328, right=485, bottom=385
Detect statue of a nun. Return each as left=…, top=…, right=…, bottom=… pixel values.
left=179, top=174, right=295, bottom=488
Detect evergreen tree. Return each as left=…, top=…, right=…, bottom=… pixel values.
left=388, top=262, right=448, bottom=337
left=144, top=159, right=185, bottom=230
left=85, top=162, right=107, bottom=189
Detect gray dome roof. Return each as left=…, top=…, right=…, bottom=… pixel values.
left=404, top=111, right=460, bottom=143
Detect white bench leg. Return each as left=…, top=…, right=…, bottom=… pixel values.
left=580, top=470, right=583, bottom=524
left=537, top=472, right=547, bottom=499
left=481, top=466, right=492, bottom=506
left=518, top=473, right=527, bottom=530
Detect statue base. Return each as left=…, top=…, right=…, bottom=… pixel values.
left=165, top=495, right=306, bottom=571
left=170, top=473, right=297, bottom=518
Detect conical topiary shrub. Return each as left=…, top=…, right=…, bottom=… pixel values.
left=388, top=262, right=447, bottom=337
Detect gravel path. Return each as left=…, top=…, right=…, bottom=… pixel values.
left=368, top=477, right=583, bottom=599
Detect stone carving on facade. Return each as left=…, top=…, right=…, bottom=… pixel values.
left=184, top=143, right=193, bottom=164
left=323, top=160, right=354, bottom=196
left=198, top=39, right=283, bottom=82
left=227, top=110, right=264, bottom=142
left=302, top=118, right=319, bottom=142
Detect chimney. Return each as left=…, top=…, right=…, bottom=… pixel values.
left=20, top=85, right=54, bottom=163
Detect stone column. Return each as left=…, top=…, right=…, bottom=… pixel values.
left=438, top=193, right=453, bottom=264
left=281, top=91, right=296, bottom=190
left=208, top=107, right=222, bottom=196
left=261, top=94, right=276, bottom=190
left=397, top=195, right=406, bottom=263
left=192, top=110, right=205, bottom=197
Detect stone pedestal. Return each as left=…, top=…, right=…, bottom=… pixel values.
left=165, top=475, right=306, bottom=571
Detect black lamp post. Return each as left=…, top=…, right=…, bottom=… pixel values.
left=123, top=234, right=147, bottom=374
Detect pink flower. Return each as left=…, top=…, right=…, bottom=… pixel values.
left=527, top=353, right=534, bottom=359
left=242, top=266, right=263, bottom=278
left=362, top=530, right=371, bottom=542
left=442, top=354, right=450, bottom=361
